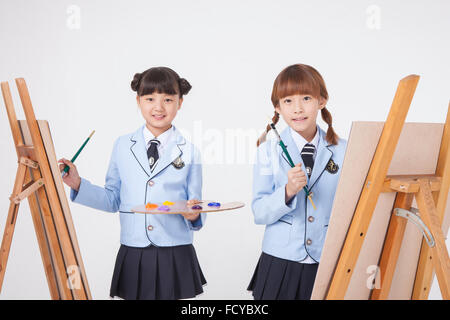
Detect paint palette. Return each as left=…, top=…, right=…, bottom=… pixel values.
left=131, top=200, right=245, bottom=214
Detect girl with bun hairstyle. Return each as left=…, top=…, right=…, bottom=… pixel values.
left=58, top=67, right=207, bottom=300
left=247, top=64, right=347, bottom=300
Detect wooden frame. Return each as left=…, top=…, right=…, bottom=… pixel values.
left=317, top=75, right=450, bottom=300
left=0, top=78, right=91, bottom=299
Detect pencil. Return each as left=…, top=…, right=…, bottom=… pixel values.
left=61, top=130, right=95, bottom=177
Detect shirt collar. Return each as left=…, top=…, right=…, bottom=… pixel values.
left=290, top=126, right=320, bottom=152
left=143, top=125, right=174, bottom=147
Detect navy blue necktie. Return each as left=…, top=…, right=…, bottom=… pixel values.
left=301, top=143, right=315, bottom=178
left=147, top=139, right=160, bottom=171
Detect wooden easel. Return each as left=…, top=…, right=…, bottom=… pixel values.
left=326, top=75, right=450, bottom=300
left=0, top=78, right=91, bottom=299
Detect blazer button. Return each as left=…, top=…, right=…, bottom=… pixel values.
left=306, top=239, right=312, bottom=245
left=148, top=180, right=154, bottom=186
left=147, top=225, right=153, bottom=231
left=308, top=216, right=315, bottom=223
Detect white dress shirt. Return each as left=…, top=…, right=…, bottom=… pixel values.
left=143, top=125, right=174, bottom=158
left=290, top=126, right=320, bottom=264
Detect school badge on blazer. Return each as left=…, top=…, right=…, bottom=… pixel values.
left=172, top=156, right=185, bottom=169
left=326, top=158, right=339, bottom=174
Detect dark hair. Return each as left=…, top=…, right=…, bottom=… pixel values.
left=131, top=66, right=192, bottom=97
left=257, top=64, right=339, bottom=146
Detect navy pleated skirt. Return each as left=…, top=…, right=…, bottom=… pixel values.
left=110, top=244, right=206, bottom=300
left=247, top=252, right=319, bottom=300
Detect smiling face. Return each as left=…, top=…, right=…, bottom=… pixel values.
left=275, top=94, right=326, bottom=142
left=137, top=92, right=182, bottom=137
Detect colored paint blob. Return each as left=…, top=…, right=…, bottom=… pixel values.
left=191, top=205, right=203, bottom=210
left=208, top=202, right=221, bottom=207
left=145, top=203, right=158, bottom=210
left=163, top=201, right=174, bottom=206
left=158, top=205, right=170, bottom=211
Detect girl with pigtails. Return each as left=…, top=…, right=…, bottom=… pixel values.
left=248, top=64, right=347, bottom=300
left=59, top=67, right=207, bottom=300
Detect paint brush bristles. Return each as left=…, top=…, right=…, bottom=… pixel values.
left=270, top=123, right=281, bottom=141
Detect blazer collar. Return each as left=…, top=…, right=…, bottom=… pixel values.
left=308, top=126, right=333, bottom=189
left=130, top=125, right=186, bottom=178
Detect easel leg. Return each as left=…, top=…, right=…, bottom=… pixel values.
left=415, top=180, right=450, bottom=300
left=371, top=192, right=414, bottom=299
left=413, top=103, right=450, bottom=299
left=413, top=241, right=435, bottom=299
left=28, top=167, right=72, bottom=299
left=24, top=168, right=61, bottom=299
left=0, top=163, right=26, bottom=292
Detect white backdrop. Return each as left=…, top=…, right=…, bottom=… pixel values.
left=0, top=0, right=448, bottom=299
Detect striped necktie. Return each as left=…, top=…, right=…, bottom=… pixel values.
left=301, top=143, right=316, bottom=178
left=147, top=139, right=160, bottom=171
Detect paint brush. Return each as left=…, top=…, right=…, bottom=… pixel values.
left=61, top=130, right=95, bottom=177
left=270, top=123, right=316, bottom=210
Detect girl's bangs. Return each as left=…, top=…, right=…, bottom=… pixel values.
left=139, top=70, right=179, bottom=96
left=274, top=71, right=321, bottom=102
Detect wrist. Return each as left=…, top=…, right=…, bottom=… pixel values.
left=74, top=177, right=81, bottom=192
left=285, top=184, right=295, bottom=203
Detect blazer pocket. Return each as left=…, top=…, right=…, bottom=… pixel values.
left=119, top=203, right=135, bottom=214
left=119, top=210, right=134, bottom=214
left=266, top=217, right=292, bottom=245
left=119, top=211, right=136, bottom=237
left=279, top=214, right=293, bottom=225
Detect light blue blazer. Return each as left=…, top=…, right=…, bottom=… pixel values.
left=70, top=125, right=205, bottom=247
left=252, top=126, right=347, bottom=262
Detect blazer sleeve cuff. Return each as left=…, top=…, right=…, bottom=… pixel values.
left=253, top=185, right=298, bottom=225
left=70, top=177, right=89, bottom=203
left=275, top=184, right=298, bottom=213
left=187, top=212, right=206, bottom=231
